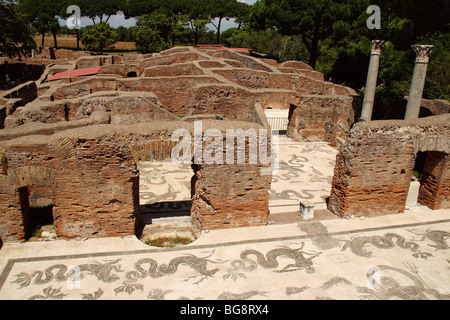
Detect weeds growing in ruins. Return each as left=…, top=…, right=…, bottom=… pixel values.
left=144, top=236, right=194, bottom=248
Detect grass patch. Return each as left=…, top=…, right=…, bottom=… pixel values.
left=34, top=37, right=137, bottom=51
left=412, top=170, right=422, bottom=180
left=144, top=236, right=194, bottom=247
left=31, top=225, right=44, bottom=238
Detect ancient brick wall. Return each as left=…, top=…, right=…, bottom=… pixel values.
left=0, top=121, right=272, bottom=243
left=287, top=95, right=355, bottom=143
left=5, top=92, right=178, bottom=128
left=143, top=63, right=205, bottom=77
left=191, top=163, right=270, bottom=230
left=329, top=114, right=450, bottom=217
left=52, top=136, right=139, bottom=239
left=15, top=46, right=357, bottom=140
left=97, top=64, right=140, bottom=78
left=187, top=84, right=302, bottom=123
left=138, top=52, right=209, bottom=73
left=0, top=81, right=37, bottom=116
left=50, top=76, right=221, bottom=114
left=0, top=176, right=26, bottom=242
left=75, top=55, right=121, bottom=69
left=418, top=152, right=450, bottom=209
left=0, top=143, right=58, bottom=241
left=211, top=69, right=354, bottom=96
left=36, top=47, right=90, bottom=61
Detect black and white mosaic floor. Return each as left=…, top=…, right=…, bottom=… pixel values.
left=1, top=211, right=449, bottom=300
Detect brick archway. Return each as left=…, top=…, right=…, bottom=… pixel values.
left=3, top=166, right=57, bottom=240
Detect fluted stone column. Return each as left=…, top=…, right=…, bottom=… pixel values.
left=404, top=45, right=434, bottom=120
left=360, top=40, right=384, bottom=122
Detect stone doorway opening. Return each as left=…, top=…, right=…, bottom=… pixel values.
left=405, top=152, right=428, bottom=208
left=137, top=160, right=199, bottom=247
left=416, top=151, right=448, bottom=210
left=19, top=187, right=55, bottom=241
left=406, top=151, right=448, bottom=210
left=264, top=102, right=290, bottom=136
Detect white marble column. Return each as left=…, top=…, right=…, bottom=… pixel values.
left=404, top=45, right=434, bottom=120
left=360, top=40, right=384, bottom=122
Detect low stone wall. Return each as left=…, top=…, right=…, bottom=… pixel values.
left=187, top=84, right=302, bottom=123
left=212, top=68, right=354, bottom=95
left=0, top=62, right=46, bottom=82
left=0, top=81, right=37, bottom=127
left=143, top=63, right=205, bottom=77
left=139, top=52, right=209, bottom=74
left=4, top=91, right=178, bottom=128
left=50, top=76, right=222, bottom=114
left=328, top=114, right=450, bottom=218
left=37, top=47, right=90, bottom=61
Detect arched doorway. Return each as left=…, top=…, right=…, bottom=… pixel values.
left=19, top=186, right=55, bottom=240
left=126, top=71, right=137, bottom=78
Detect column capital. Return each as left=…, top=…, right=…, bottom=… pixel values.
left=370, top=40, right=385, bottom=55
left=412, top=45, right=435, bottom=63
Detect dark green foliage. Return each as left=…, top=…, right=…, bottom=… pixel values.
left=10, top=0, right=447, bottom=101
left=135, top=11, right=172, bottom=53
left=0, top=0, right=35, bottom=58
left=19, top=0, right=64, bottom=48
left=80, top=21, right=118, bottom=54
left=422, top=33, right=450, bottom=101
left=73, top=0, right=123, bottom=24
left=250, top=0, right=360, bottom=69
left=221, top=28, right=308, bottom=62
left=247, top=0, right=449, bottom=101
left=115, top=26, right=137, bottom=42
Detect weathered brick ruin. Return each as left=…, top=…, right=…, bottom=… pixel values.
left=0, top=45, right=448, bottom=244
left=0, top=46, right=357, bottom=242
left=329, top=114, right=450, bottom=217
left=0, top=120, right=272, bottom=242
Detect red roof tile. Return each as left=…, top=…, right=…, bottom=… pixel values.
left=45, top=67, right=102, bottom=82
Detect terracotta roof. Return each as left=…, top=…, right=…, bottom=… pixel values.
left=45, top=66, right=102, bottom=82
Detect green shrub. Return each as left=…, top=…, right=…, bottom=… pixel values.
left=81, top=22, right=118, bottom=54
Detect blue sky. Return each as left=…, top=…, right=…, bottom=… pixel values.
left=60, top=0, right=258, bottom=30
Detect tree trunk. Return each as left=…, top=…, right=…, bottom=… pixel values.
left=194, top=28, right=199, bottom=46
left=76, top=29, right=80, bottom=50
left=41, top=32, right=45, bottom=47
left=52, top=30, right=58, bottom=49
left=4, top=61, right=10, bottom=82
left=216, top=17, right=222, bottom=44
left=308, top=51, right=318, bottom=70
left=307, top=17, right=322, bottom=70
left=308, top=39, right=319, bottom=70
